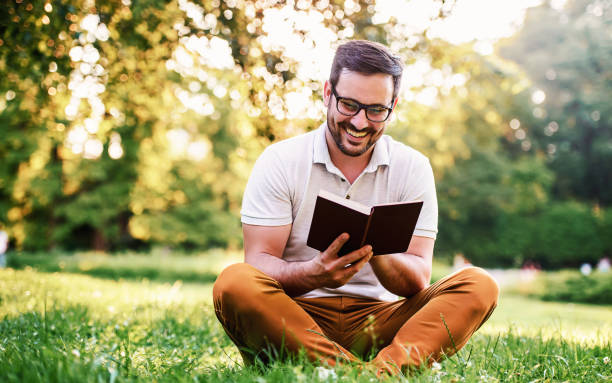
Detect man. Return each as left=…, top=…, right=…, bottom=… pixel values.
left=213, top=40, right=498, bottom=375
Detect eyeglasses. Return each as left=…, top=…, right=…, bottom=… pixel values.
left=330, top=83, right=394, bottom=123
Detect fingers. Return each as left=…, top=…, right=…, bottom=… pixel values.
left=318, top=236, right=373, bottom=287
left=342, top=247, right=373, bottom=275
left=340, top=244, right=372, bottom=266
left=322, top=232, right=350, bottom=258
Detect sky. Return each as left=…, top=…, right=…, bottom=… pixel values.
left=375, top=0, right=548, bottom=55
left=420, top=0, right=546, bottom=43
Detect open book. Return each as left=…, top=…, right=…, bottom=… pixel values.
left=306, top=190, right=423, bottom=256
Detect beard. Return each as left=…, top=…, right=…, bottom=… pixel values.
left=326, top=108, right=380, bottom=157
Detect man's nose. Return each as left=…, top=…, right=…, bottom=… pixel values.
left=350, top=109, right=369, bottom=130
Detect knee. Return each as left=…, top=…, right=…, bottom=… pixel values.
left=456, top=266, right=499, bottom=313
left=214, top=263, right=255, bottom=304
left=213, top=263, right=279, bottom=311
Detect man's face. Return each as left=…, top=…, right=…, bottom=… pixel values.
left=325, top=70, right=395, bottom=157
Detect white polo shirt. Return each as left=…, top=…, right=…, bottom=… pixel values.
left=241, top=123, right=438, bottom=301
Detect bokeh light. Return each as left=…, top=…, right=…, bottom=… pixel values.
left=61, top=0, right=548, bottom=160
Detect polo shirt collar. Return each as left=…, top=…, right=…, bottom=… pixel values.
left=313, top=123, right=390, bottom=175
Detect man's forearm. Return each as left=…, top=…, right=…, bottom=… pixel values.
left=245, top=252, right=319, bottom=297
left=369, top=253, right=432, bottom=297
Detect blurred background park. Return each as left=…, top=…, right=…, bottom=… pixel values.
left=1, top=0, right=611, bottom=297
left=1, top=0, right=611, bottom=381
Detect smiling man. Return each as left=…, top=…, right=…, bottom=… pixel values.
left=213, top=40, right=498, bottom=375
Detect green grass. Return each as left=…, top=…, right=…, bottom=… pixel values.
left=1, top=263, right=610, bottom=382
left=6, top=249, right=242, bottom=284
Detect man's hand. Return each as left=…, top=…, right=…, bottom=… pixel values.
left=243, top=224, right=372, bottom=296
left=307, top=233, right=373, bottom=289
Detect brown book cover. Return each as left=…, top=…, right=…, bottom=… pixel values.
left=306, top=190, right=423, bottom=256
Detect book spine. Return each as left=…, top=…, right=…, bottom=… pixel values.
left=360, top=209, right=374, bottom=247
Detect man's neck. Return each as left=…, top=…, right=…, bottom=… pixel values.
left=325, top=129, right=374, bottom=184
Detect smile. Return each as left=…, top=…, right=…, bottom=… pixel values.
left=345, top=127, right=368, bottom=138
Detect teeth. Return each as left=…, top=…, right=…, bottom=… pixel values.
left=346, top=127, right=367, bottom=138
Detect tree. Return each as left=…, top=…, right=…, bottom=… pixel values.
left=0, top=0, right=454, bottom=251
left=499, top=0, right=612, bottom=205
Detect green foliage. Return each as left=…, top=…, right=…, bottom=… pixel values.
left=536, top=271, right=612, bottom=305
left=434, top=0, right=612, bottom=268
left=0, top=0, right=610, bottom=271
left=443, top=201, right=607, bottom=269
left=601, top=207, right=612, bottom=257
left=0, top=0, right=250, bottom=251
left=0, top=0, right=393, bottom=252
left=0, top=0, right=77, bottom=246
left=505, top=269, right=612, bottom=305
left=499, top=0, right=612, bottom=205
left=525, top=202, right=605, bottom=268
left=436, top=143, right=554, bottom=267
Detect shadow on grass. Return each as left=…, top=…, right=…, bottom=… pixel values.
left=7, top=255, right=219, bottom=284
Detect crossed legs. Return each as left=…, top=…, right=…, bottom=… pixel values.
left=213, top=263, right=498, bottom=373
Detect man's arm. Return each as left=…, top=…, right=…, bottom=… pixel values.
left=243, top=224, right=374, bottom=297
left=368, top=236, right=435, bottom=297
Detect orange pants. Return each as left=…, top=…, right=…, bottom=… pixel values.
left=213, top=263, right=498, bottom=373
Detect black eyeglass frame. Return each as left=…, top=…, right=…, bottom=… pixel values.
left=329, top=83, right=394, bottom=123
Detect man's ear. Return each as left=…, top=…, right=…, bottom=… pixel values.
left=323, top=80, right=331, bottom=107
left=392, top=97, right=399, bottom=110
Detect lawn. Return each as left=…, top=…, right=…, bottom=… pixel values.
left=0, top=254, right=610, bottom=382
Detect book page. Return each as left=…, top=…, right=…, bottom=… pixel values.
left=318, top=189, right=371, bottom=215
left=373, top=199, right=423, bottom=207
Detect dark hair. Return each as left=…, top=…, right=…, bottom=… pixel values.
left=330, top=40, right=403, bottom=101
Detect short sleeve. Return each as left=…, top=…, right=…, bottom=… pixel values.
left=406, top=159, right=438, bottom=239
left=240, top=147, right=293, bottom=226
